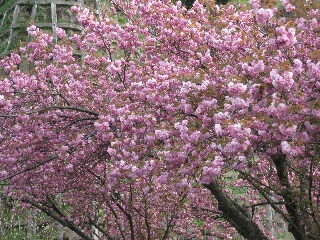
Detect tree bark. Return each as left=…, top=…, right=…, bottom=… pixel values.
left=203, top=181, right=268, bottom=240
left=272, top=153, right=320, bottom=240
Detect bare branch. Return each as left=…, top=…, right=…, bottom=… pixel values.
left=29, top=105, right=99, bottom=116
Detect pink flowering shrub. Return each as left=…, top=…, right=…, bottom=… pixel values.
left=0, top=0, right=319, bottom=239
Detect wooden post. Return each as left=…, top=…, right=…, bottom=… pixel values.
left=267, top=204, right=274, bottom=238
left=5, top=3, right=19, bottom=52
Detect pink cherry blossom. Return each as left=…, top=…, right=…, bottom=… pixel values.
left=1, top=1, right=319, bottom=239
left=255, top=8, right=274, bottom=25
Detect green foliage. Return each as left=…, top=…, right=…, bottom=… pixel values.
left=0, top=0, right=15, bottom=15
left=232, top=0, right=250, bottom=6
left=0, top=194, right=56, bottom=240
left=1, top=227, right=55, bottom=240
left=35, top=5, right=51, bottom=23
left=0, top=207, right=57, bottom=240
left=9, top=28, right=27, bottom=50
left=117, top=14, right=127, bottom=25
left=0, top=9, right=13, bottom=32
left=16, top=4, right=33, bottom=24
left=181, top=0, right=195, bottom=9
left=0, top=35, right=8, bottom=54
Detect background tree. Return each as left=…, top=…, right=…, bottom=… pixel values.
left=0, top=0, right=319, bottom=239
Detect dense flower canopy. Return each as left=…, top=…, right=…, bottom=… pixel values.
left=0, top=0, right=319, bottom=239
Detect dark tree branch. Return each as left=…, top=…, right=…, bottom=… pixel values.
left=110, top=196, right=135, bottom=240
left=0, top=155, right=59, bottom=182
left=31, top=105, right=99, bottom=116
left=272, top=153, right=306, bottom=240
left=203, top=181, right=268, bottom=240
left=23, top=199, right=94, bottom=240
left=106, top=201, right=126, bottom=240
left=161, top=191, right=188, bottom=240
left=87, top=216, right=115, bottom=240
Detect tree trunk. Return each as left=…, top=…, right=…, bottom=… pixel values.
left=272, top=153, right=320, bottom=240
left=203, top=181, right=268, bottom=240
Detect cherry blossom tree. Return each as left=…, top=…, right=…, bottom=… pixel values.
left=0, top=0, right=319, bottom=239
